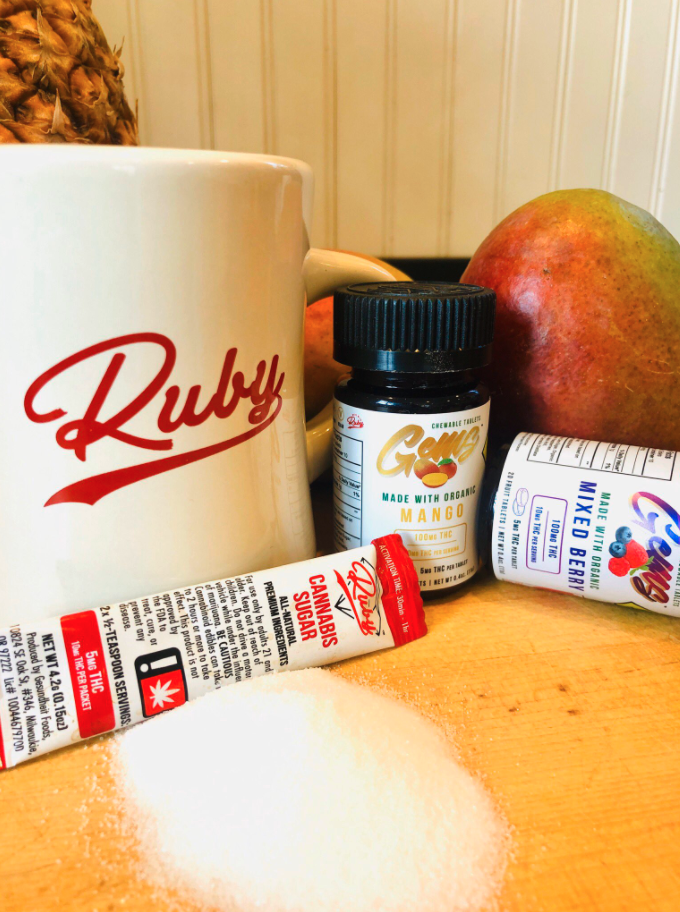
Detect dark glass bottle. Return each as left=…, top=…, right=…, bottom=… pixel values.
left=332, top=282, right=495, bottom=599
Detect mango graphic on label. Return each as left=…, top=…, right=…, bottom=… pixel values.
left=414, top=457, right=458, bottom=487
left=413, top=458, right=439, bottom=480
left=438, top=459, right=457, bottom=479
left=422, top=472, right=448, bottom=488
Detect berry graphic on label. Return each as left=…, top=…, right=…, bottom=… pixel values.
left=422, top=472, right=448, bottom=488
left=413, top=458, right=439, bottom=480
left=438, top=458, right=458, bottom=479
left=624, top=540, right=649, bottom=570
left=615, top=526, right=633, bottom=544
left=609, top=540, right=627, bottom=558
left=608, top=556, right=631, bottom=577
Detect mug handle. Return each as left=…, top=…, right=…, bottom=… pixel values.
left=303, top=248, right=398, bottom=482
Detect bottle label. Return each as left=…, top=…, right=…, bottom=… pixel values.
left=492, top=432, right=680, bottom=617
left=333, top=400, right=490, bottom=592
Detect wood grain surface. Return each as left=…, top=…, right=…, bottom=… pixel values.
left=1, top=483, right=679, bottom=912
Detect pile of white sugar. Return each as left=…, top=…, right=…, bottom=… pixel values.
left=113, top=669, right=509, bottom=912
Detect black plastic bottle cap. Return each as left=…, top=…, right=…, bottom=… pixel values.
left=333, top=281, right=496, bottom=372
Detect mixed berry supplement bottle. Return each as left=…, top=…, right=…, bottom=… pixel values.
left=479, top=431, right=680, bottom=617
left=332, top=282, right=496, bottom=598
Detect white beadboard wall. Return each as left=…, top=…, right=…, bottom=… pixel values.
left=95, top=0, right=680, bottom=257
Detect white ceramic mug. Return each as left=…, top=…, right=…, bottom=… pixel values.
left=0, top=147, right=396, bottom=624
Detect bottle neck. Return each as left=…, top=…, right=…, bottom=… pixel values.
left=351, top=368, right=477, bottom=394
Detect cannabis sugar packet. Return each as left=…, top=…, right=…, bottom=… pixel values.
left=0, top=534, right=425, bottom=768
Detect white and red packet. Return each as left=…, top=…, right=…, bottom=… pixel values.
left=0, top=534, right=425, bottom=769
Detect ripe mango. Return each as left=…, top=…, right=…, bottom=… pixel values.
left=462, top=190, right=680, bottom=449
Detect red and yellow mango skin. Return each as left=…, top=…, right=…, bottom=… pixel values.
left=462, top=189, right=680, bottom=449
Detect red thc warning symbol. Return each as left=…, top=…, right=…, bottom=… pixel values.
left=135, top=648, right=188, bottom=717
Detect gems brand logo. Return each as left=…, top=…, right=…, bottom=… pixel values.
left=376, top=425, right=480, bottom=478
left=375, top=424, right=480, bottom=489
left=24, top=333, right=284, bottom=506
left=627, top=492, right=680, bottom=605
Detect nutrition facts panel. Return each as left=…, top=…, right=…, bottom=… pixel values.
left=333, top=430, right=363, bottom=549
left=524, top=434, right=677, bottom=481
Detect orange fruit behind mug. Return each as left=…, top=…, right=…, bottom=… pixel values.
left=304, top=254, right=409, bottom=419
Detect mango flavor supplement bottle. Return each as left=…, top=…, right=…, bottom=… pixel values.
left=332, top=282, right=496, bottom=597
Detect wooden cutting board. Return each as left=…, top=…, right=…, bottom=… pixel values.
left=1, top=487, right=679, bottom=912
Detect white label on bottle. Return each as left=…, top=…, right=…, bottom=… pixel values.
left=492, top=432, right=680, bottom=617
left=333, top=400, right=490, bottom=592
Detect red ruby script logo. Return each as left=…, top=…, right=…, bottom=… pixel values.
left=347, top=414, right=364, bottom=429
left=334, top=559, right=380, bottom=636
left=24, top=333, right=284, bottom=506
